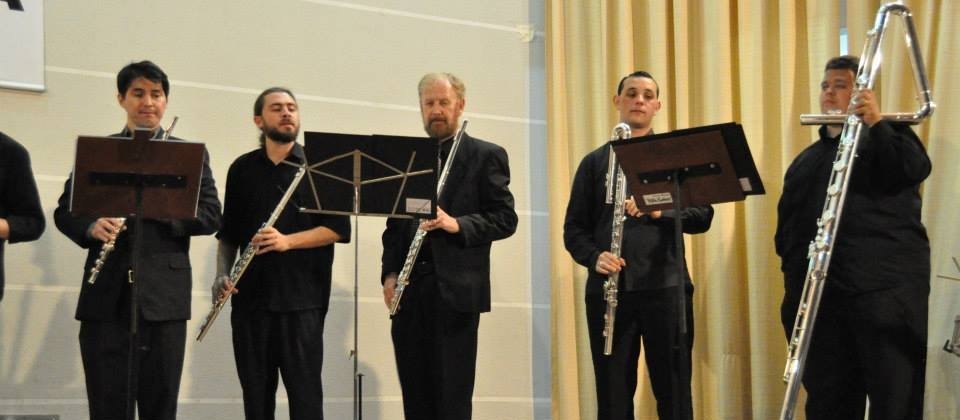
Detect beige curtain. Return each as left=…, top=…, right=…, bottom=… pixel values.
left=549, top=1, right=959, bottom=419
left=885, top=1, right=960, bottom=418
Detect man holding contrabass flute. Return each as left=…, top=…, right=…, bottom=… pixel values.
left=775, top=55, right=932, bottom=420
left=563, top=71, right=713, bottom=420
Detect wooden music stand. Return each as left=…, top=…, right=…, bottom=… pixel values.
left=70, top=129, right=204, bottom=219
left=611, top=122, right=764, bottom=212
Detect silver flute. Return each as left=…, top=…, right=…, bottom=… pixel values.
left=780, top=4, right=934, bottom=419
left=197, top=165, right=307, bottom=342
left=87, top=117, right=179, bottom=284
left=388, top=119, right=469, bottom=316
left=602, top=122, right=631, bottom=355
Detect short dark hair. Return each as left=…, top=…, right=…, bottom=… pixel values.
left=617, top=71, right=659, bottom=97
left=254, top=87, right=296, bottom=117
left=825, top=55, right=859, bottom=74
left=117, top=60, right=169, bottom=97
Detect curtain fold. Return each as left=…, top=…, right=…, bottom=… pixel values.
left=549, top=1, right=958, bottom=418
left=907, top=1, right=960, bottom=418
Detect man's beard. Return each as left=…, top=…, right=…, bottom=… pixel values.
left=424, top=117, right=455, bottom=139
left=264, top=124, right=298, bottom=144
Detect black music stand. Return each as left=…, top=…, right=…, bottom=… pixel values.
left=302, top=131, right=439, bottom=420
left=70, top=128, right=205, bottom=420
left=611, top=122, right=763, bottom=419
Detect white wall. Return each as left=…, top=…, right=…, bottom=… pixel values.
left=0, top=1, right=548, bottom=419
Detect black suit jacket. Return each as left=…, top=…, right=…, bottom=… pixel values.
left=0, top=132, right=46, bottom=302
left=382, top=133, right=517, bottom=313
left=54, top=129, right=222, bottom=321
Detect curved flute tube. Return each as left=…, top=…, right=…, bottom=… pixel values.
left=800, top=4, right=934, bottom=126
left=602, top=122, right=631, bottom=355
left=87, top=117, right=179, bottom=284
left=779, top=4, right=934, bottom=419
left=196, top=166, right=307, bottom=342
left=388, top=119, right=469, bottom=316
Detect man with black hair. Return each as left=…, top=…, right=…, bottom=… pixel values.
left=0, top=131, right=45, bottom=303
left=54, top=60, right=221, bottom=420
left=564, top=71, right=713, bottom=420
left=775, top=55, right=931, bottom=420
left=213, top=87, right=350, bottom=420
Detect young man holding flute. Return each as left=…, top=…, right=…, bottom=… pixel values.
left=54, top=60, right=221, bottom=420
left=563, top=71, right=713, bottom=420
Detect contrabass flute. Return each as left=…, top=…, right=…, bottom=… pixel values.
left=87, top=117, right=179, bottom=284
left=780, top=4, right=934, bottom=419
left=388, top=119, right=469, bottom=316
left=196, top=165, right=307, bottom=342
left=602, top=122, right=631, bottom=355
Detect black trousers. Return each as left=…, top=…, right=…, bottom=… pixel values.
left=781, top=278, right=928, bottom=420
left=231, top=307, right=327, bottom=420
left=586, top=286, right=694, bottom=420
left=391, top=264, right=480, bottom=420
left=79, top=317, right=186, bottom=420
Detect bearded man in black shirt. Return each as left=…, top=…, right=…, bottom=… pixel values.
left=775, top=55, right=931, bottom=420
left=213, top=87, right=351, bottom=420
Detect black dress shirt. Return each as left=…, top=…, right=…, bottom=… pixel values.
left=218, top=143, right=351, bottom=312
left=417, top=136, right=454, bottom=263
left=775, top=122, right=931, bottom=295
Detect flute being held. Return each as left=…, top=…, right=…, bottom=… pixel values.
left=387, top=119, right=468, bottom=316
left=86, top=117, right=178, bottom=284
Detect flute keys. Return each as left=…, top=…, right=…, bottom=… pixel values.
left=827, top=183, right=841, bottom=196
left=833, top=160, right=848, bottom=172
left=820, top=209, right=835, bottom=224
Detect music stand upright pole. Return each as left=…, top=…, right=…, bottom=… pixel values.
left=124, top=184, right=144, bottom=420
left=352, top=185, right=363, bottom=420
left=670, top=169, right=690, bottom=420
